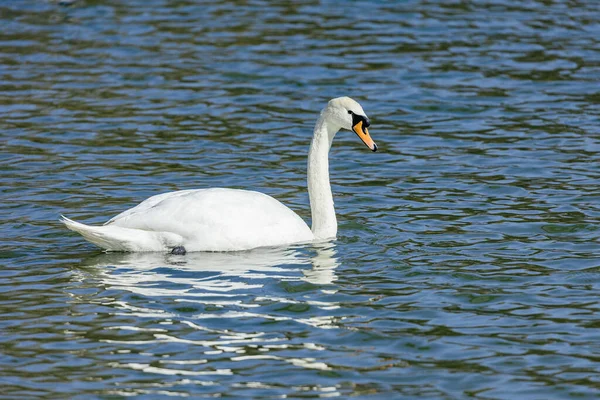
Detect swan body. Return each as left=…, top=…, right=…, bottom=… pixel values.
left=62, top=97, right=377, bottom=252
left=62, top=189, right=312, bottom=252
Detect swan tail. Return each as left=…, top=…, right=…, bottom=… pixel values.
left=60, top=215, right=183, bottom=252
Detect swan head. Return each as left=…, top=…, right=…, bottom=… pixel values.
left=325, top=97, right=377, bottom=152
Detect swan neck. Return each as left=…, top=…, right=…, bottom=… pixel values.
left=307, top=116, right=338, bottom=240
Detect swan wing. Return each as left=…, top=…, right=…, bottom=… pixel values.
left=106, top=188, right=313, bottom=251
left=104, top=189, right=198, bottom=226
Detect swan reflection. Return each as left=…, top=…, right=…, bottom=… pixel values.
left=302, top=245, right=338, bottom=285
left=71, top=244, right=342, bottom=379
left=77, top=243, right=340, bottom=298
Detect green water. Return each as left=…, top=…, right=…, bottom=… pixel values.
left=1, top=0, right=599, bottom=398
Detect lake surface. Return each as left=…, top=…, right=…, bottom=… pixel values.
left=1, top=0, right=600, bottom=398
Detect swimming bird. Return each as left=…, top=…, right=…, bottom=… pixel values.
left=61, top=97, right=377, bottom=253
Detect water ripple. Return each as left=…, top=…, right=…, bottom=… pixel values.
left=1, top=0, right=600, bottom=398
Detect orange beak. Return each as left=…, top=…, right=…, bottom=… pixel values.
left=352, top=120, right=377, bottom=152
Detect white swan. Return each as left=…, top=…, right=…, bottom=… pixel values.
left=61, top=97, right=377, bottom=253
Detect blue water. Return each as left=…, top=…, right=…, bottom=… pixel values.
left=1, top=0, right=600, bottom=398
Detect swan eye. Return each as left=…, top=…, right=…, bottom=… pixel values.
left=348, top=110, right=353, bottom=115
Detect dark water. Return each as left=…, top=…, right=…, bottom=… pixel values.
left=2, top=0, right=600, bottom=398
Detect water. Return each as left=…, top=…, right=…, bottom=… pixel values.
left=1, top=0, right=600, bottom=398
